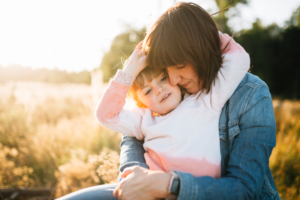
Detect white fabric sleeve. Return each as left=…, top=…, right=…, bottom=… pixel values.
left=95, top=70, right=145, bottom=140
left=209, top=33, right=250, bottom=110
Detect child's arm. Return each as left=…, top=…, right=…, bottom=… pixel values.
left=95, top=42, right=147, bottom=140
left=95, top=70, right=145, bottom=140
left=210, top=32, right=250, bottom=109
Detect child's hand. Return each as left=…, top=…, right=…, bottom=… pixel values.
left=123, top=41, right=147, bottom=77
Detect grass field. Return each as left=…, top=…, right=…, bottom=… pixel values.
left=0, top=81, right=299, bottom=199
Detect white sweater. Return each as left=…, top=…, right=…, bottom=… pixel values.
left=96, top=33, right=250, bottom=178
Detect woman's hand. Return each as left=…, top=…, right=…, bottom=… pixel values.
left=123, top=41, right=147, bottom=77
left=113, top=166, right=172, bottom=200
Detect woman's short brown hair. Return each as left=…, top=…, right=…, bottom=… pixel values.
left=143, top=2, right=223, bottom=94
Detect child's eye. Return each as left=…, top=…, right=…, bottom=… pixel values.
left=145, top=89, right=152, bottom=95
left=160, top=76, right=167, bottom=82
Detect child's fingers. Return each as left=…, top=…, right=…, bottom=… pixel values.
left=138, top=49, right=145, bottom=56
left=132, top=42, right=143, bottom=55
left=136, top=41, right=143, bottom=50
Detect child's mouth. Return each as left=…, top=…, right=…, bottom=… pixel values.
left=161, top=93, right=171, bottom=102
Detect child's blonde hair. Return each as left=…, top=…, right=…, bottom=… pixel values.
left=128, top=67, right=165, bottom=108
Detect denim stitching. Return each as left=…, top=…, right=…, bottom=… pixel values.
left=240, top=84, right=267, bottom=116
left=228, top=125, right=240, bottom=141
left=228, top=120, right=239, bottom=127
left=264, top=175, right=277, bottom=197
left=259, top=192, right=267, bottom=200
left=220, top=137, right=229, bottom=144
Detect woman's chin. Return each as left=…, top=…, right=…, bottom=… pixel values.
left=186, top=88, right=199, bottom=94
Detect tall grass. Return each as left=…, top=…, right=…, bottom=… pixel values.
left=0, top=81, right=120, bottom=197
left=270, top=100, right=300, bottom=199
left=0, top=81, right=299, bottom=199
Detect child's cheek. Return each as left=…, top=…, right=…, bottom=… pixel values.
left=147, top=97, right=158, bottom=111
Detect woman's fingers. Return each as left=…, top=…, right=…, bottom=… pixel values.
left=121, top=166, right=140, bottom=177
left=121, top=167, right=134, bottom=178
left=115, top=167, right=171, bottom=200
left=113, top=185, right=118, bottom=198
left=114, top=167, right=139, bottom=198
left=113, top=181, right=123, bottom=198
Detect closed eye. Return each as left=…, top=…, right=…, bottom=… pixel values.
left=176, top=64, right=186, bottom=69
left=145, top=89, right=152, bottom=95
left=160, top=76, right=167, bottom=82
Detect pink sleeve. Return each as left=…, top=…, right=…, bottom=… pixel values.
left=207, top=32, right=250, bottom=109
left=95, top=81, right=130, bottom=122
left=95, top=71, right=145, bottom=140
left=219, top=32, right=244, bottom=54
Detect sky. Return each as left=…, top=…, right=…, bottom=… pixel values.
left=0, top=0, right=299, bottom=72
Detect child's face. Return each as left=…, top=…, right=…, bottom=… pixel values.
left=137, top=72, right=182, bottom=115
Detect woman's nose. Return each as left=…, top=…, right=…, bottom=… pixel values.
left=167, top=67, right=181, bottom=86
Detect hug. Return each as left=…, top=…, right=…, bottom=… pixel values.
left=58, top=2, right=280, bottom=200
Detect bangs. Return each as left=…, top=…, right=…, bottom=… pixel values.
left=143, top=2, right=222, bottom=95
left=144, top=22, right=187, bottom=69
left=143, top=5, right=203, bottom=69
left=128, top=67, right=165, bottom=107
left=134, top=67, right=165, bottom=89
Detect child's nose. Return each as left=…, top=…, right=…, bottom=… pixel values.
left=156, top=87, right=165, bottom=95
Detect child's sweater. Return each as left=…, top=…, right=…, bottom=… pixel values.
left=96, top=33, right=250, bottom=178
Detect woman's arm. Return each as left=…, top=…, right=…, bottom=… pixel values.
left=118, top=135, right=148, bottom=182
left=115, top=81, right=276, bottom=200
left=173, top=84, right=276, bottom=200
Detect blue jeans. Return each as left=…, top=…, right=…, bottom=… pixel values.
left=56, top=184, right=118, bottom=200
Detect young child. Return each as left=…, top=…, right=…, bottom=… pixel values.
left=96, top=32, right=250, bottom=179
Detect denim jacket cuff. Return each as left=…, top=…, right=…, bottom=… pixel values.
left=175, top=171, right=204, bottom=200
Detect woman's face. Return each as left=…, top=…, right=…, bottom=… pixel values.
left=167, top=64, right=202, bottom=94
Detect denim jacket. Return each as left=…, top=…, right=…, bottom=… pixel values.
left=119, top=73, right=280, bottom=200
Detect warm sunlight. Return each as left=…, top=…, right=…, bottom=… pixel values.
left=0, top=0, right=298, bottom=72
left=1, top=1, right=300, bottom=199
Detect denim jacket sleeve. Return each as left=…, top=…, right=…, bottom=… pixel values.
left=118, top=134, right=148, bottom=181
left=175, top=83, right=276, bottom=200
left=118, top=75, right=277, bottom=199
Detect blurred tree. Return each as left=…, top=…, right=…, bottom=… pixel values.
left=99, top=28, right=146, bottom=82
left=213, top=0, right=248, bottom=33
left=236, top=18, right=300, bottom=99
left=235, top=20, right=281, bottom=89
left=287, top=6, right=300, bottom=27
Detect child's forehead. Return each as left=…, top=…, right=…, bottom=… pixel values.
left=141, top=71, right=164, bottom=85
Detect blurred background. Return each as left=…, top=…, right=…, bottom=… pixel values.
left=0, top=0, right=300, bottom=199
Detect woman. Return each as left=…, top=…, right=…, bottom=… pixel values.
left=58, top=2, right=279, bottom=200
